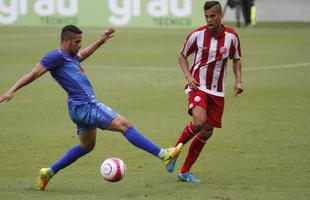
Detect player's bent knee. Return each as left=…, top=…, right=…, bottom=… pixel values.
left=200, top=125, right=213, bottom=140
left=199, top=131, right=213, bottom=141
left=119, top=120, right=131, bottom=133
left=192, top=119, right=207, bottom=131
left=81, top=142, right=95, bottom=152
left=79, top=130, right=97, bottom=152
left=108, top=115, right=131, bottom=133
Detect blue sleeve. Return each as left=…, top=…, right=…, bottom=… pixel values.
left=40, top=50, right=63, bottom=70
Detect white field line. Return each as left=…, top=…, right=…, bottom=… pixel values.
left=0, top=62, right=309, bottom=72
left=90, top=62, right=310, bottom=71
left=0, top=32, right=58, bottom=39
left=0, top=29, right=173, bottom=40
left=0, top=29, right=175, bottom=40
left=0, top=30, right=103, bottom=39
left=243, top=62, right=310, bottom=71
left=90, top=65, right=169, bottom=71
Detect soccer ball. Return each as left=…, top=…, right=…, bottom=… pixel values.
left=100, top=157, right=126, bottom=182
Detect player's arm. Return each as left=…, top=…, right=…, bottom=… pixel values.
left=78, top=28, right=116, bottom=63
left=0, top=63, right=47, bottom=103
left=178, top=54, right=200, bottom=90
left=232, top=58, right=243, bottom=96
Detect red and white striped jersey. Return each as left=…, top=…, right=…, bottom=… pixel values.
left=180, top=25, right=241, bottom=97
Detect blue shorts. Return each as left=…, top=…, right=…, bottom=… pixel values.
left=68, top=101, right=118, bottom=134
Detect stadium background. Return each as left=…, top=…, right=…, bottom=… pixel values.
left=1, top=0, right=310, bottom=28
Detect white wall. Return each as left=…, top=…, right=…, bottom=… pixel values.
left=223, top=0, right=310, bottom=22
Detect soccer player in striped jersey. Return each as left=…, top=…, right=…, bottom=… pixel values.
left=166, top=1, right=244, bottom=183
left=0, top=25, right=182, bottom=190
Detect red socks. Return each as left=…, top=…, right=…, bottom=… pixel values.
left=180, top=135, right=206, bottom=174
left=175, top=122, right=199, bottom=146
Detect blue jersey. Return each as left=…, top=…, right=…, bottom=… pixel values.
left=40, top=49, right=96, bottom=105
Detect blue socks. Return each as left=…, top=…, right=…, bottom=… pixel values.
left=49, top=127, right=161, bottom=174
left=50, top=144, right=88, bottom=174
left=124, top=127, right=162, bottom=157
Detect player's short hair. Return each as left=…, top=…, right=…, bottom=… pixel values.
left=61, top=25, right=83, bottom=42
left=204, top=1, right=222, bottom=13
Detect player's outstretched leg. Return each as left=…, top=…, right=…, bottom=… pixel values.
left=35, top=168, right=54, bottom=190
left=162, top=143, right=183, bottom=166
left=122, top=126, right=183, bottom=166
left=177, top=171, right=201, bottom=184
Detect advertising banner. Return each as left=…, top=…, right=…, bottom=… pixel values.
left=0, top=0, right=225, bottom=28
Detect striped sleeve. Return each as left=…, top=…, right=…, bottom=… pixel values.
left=180, top=31, right=198, bottom=58
left=230, top=33, right=241, bottom=59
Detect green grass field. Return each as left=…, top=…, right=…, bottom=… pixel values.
left=0, top=23, right=310, bottom=200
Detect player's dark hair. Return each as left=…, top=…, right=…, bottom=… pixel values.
left=61, top=25, right=82, bottom=42
left=204, top=1, right=222, bottom=13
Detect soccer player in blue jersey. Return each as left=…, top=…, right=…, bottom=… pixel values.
left=0, top=25, right=183, bottom=190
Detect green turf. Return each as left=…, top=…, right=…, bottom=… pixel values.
left=0, top=23, right=310, bottom=200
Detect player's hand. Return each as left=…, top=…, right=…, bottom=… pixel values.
left=0, top=91, right=14, bottom=103
left=187, top=76, right=200, bottom=90
left=100, top=28, right=116, bottom=44
left=234, top=81, right=243, bottom=97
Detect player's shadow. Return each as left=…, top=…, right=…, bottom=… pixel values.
left=23, top=184, right=96, bottom=196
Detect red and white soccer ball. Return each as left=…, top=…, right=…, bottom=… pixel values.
left=100, top=157, right=126, bottom=182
